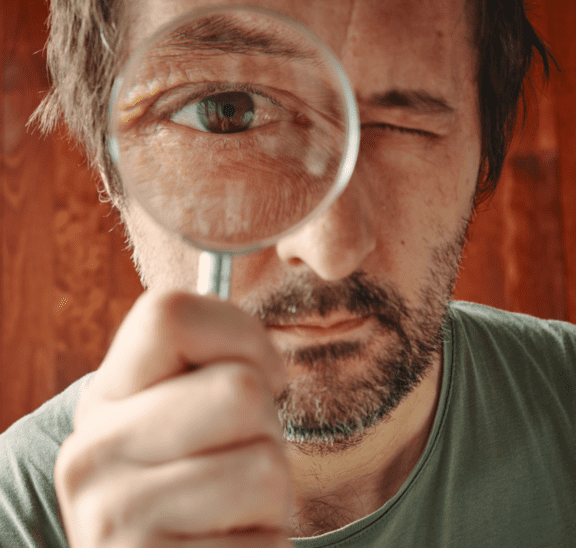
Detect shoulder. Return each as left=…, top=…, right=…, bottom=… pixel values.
left=1, top=372, right=95, bottom=459
left=448, top=300, right=576, bottom=358
left=447, top=301, right=575, bottom=420
left=0, top=372, right=95, bottom=548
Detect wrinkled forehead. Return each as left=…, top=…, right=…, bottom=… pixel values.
left=119, top=0, right=477, bottom=115
left=122, top=0, right=474, bottom=59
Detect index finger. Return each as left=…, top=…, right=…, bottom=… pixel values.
left=89, top=290, right=286, bottom=400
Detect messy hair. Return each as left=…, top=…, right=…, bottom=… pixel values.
left=30, top=0, right=554, bottom=210
left=29, top=0, right=128, bottom=209
left=470, top=0, right=553, bottom=206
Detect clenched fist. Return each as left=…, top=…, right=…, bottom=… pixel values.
left=55, top=290, right=293, bottom=547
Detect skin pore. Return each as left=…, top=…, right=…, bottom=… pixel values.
left=112, top=0, right=481, bottom=538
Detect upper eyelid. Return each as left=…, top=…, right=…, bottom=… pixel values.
left=361, top=122, right=438, bottom=138
left=152, top=84, right=249, bottom=120
left=153, top=83, right=284, bottom=117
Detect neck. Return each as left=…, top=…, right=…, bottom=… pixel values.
left=285, top=351, right=443, bottom=538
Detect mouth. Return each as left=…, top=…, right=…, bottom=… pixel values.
left=266, top=314, right=372, bottom=339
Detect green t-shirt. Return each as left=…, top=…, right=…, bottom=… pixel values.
left=1, top=302, right=575, bottom=547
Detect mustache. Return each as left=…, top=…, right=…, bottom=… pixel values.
left=240, top=271, right=409, bottom=328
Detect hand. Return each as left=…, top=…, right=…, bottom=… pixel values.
left=55, top=290, right=293, bottom=547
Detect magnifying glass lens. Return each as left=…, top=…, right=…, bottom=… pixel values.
left=110, top=5, right=359, bottom=295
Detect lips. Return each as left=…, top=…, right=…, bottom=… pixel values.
left=267, top=315, right=370, bottom=337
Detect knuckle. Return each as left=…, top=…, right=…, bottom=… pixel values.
left=54, top=428, right=119, bottom=502
left=142, top=288, right=190, bottom=311
left=69, top=460, right=154, bottom=547
left=154, top=289, right=193, bottom=316
left=55, top=434, right=97, bottom=500
left=230, top=363, right=265, bottom=399
left=74, top=481, right=143, bottom=546
left=147, top=290, right=193, bottom=331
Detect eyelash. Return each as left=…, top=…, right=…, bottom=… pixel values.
left=362, top=123, right=437, bottom=139
left=153, top=83, right=282, bottom=126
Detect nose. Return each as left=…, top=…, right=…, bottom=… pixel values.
left=275, top=178, right=376, bottom=281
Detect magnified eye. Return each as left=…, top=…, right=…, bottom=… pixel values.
left=171, top=90, right=284, bottom=134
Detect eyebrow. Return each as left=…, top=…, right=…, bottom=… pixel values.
left=367, top=89, right=456, bottom=116
left=155, top=14, right=317, bottom=61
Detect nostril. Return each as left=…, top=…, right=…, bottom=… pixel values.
left=287, top=257, right=305, bottom=267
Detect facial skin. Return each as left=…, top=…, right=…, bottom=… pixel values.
left=112, top=0, right=481, bottom=537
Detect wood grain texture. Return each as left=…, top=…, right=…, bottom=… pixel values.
left=1, top=0, right=143, bottom=432
left=1, top=0, right=575, bottom=432
left=2, top=0, right=57, bottom=429
left=546, top=0, right=576, bottom=323
left=454, top=2, right=571, bottom=321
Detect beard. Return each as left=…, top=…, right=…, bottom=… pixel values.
left=239, top=220, right=469, bottom=456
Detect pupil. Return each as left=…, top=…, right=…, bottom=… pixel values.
left=198, top=92, right=255, bottom=134
left=222, top=103, right=235, bottom=118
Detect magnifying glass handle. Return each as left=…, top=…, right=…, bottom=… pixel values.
left=197, top=251, right=233, bottom=299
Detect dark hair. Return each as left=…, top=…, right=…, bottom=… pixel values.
left=30, top=0, right=554, bottom=210
left=471, top=0, right=554, bottom=207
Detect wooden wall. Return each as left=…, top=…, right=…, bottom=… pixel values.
left=453, top=2, right=576, bottom=323
left=1, top=0, right=575, bottom=433
left=1, top=0, right=144, bottom=431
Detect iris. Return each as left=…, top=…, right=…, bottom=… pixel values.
left=197, top=91, right=255, bottom=133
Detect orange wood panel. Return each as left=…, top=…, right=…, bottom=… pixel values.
left=1, top=0, right=57, bottom=431
left=454, top=1, right=571, bottom=322
left=546, top=0, right=576, bottom=323
left=1, top=0, right=143, bottom=433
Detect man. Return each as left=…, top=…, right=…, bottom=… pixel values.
left=1, top=0, right=574, bottom=546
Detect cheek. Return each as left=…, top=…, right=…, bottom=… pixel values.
left=359, top=130, right=479, bottom=247
left=122, top=199, right=203, bottom=292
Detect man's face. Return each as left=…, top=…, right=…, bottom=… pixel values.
left=118, top=0, right=481, bottom=453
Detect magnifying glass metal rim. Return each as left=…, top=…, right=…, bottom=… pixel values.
left=109, top=3, right=360, bottom=255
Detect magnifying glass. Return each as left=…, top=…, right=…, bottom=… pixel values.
left=109, top=4, right=359, bottom=299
